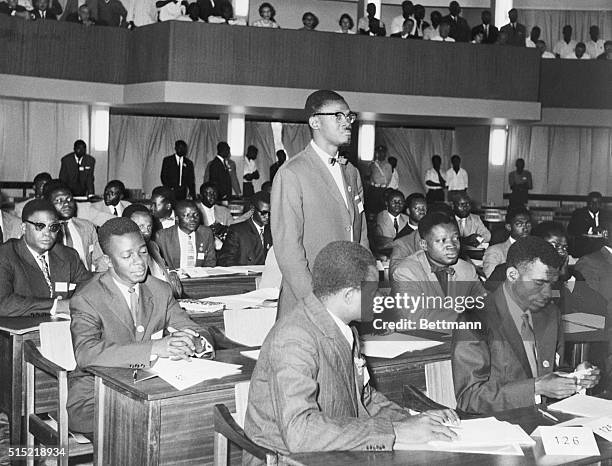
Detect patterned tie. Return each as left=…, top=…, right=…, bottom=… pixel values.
left=431, top=265, right=455, bottom=294
left=521, top=312, right=539, bottom=377
left=62, top=223, right=73, bottom=248
left=127, top=287, right=139, bottom=326
left=113, top=207, right=118, bottom=216
left=259, top=228, right=265, bottom=247
left=185, top=234, right=195, bottom=267
left=38, top=255, right=53, bottom=298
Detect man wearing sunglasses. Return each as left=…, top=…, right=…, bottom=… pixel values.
left=218, top=191, right=272, bottom=266
left=0, top=199, right=92, bottom=317
left=271, top=89, right=369, bottom=315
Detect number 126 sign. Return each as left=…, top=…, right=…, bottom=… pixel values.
left=540, top=427, right=600, bottom=456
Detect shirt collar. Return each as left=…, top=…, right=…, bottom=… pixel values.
left=111, top=276, right=140, bottom=295
left=26, top=242, right=49, bottom=264
left=503, top=283, right=531, bottom=328
left=509, top=236, right=517, bottom=245
left=216, top=155, right=225, bottom=164
left=388, top=211, right=401, bottom=221
left=251, top=219, right=264, bottom=233
left=605, top=246, right=612, bottom=255
left=310, top=140, right=338, bottom=162
left=178, top=227, right=195, bottom=239
left=326, top=308, right=354, bottom=348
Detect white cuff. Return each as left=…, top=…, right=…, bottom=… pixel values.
left=50, top=298, right=58, bottom=316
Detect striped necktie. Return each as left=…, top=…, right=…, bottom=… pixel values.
left=521, top=312, right=539, bottom=377
left=38, top=255, right=53, bottom=298
left=185, top=234, right=195, bottom=267
left=127, top=286, right=139, bottom=326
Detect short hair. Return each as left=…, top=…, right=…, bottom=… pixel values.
left=276, top=149, right=286, bottom=159
left=33, top=172, right=52, bottom=184
left=576, top=42, right=586, bottom=49
left=105, top=179, right=125, bottom=194
left=305, top=90, right=346, bottom=115
left=21, top=199, right=57, bottom=222
left=217, top=141, right=230, bottom=154
left=587, top=191, right=602, bottom=199
left=531, top=26, right=541, bottom=33
left=73, top=139, right=86, bottom=149
left=258, top=2, right=275, bottom=18
left=406, top=192, right=426, bottom=208
left=451, top=155, right=461, bottom=163
left=338, top=13, right=354, bottom=29
left=151, top=186, right=174, bottom=202
left=312, top=241, right=375, bottom=300
left=175, top=199, right=198, bottom=215
left=506, top=236, right=564, bottom=271
left=246, top=145, right=258, bottom=157
left=388, top=156, right=397, bottom=168
left=98, top=217, right=142, bottom=255
left=200, top=181, right=218, bottom=194
left=122, top=203, right=151, bottom=219
left=431, top=155, right=441, bottom=163
left=505, top=206, right=530, bottom=225
left=302, top=11, right=319, bottom=27
left=508, top=8, right=517, bottom=14
left=385, top=189, right=404, bottom=202
left=250, top=190, right=271, bottom=209
left=175, top=139, right=187, bottom=149
left=532, top=221, right=566, bottom=240
left=563, top=24, right=572, bottom=32
left=403, top=18, right=415, bottom=26
left=418, top=212, right=458, bottom=239
left=43, top=180, right=71, bottom=200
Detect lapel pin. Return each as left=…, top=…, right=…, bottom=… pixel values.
left=136, top=325, right=145, bottom=333
left=543, top=360, right=550, bottom=368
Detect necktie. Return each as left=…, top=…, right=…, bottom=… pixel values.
left=259, top=228, right=265, bottom=247
left=431, top=265, right=455, bottom=294
left=178, top=157, right=183, bottom=186
left=521, top=312, right=539, bottom=377
left=185, top=234, right=195, bottom=267
left=0, top=225, right=3, bottom=244
left=113, top=207, right=118, bottom=216
left=393, top=217, right=399, bottom=235
left=127, top=287, right=139, bottom=326
left=38, top=255, right=53, bottom=298
left=460, top=218, right=466, bottom=236
left=329, top=157, right=347, bottom=166
left=436, top=169, right=445, bottom=186
left=62, top=223, right=73, bottom=248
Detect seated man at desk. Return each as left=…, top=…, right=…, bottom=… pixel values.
left=155, top=199, right=216, bottom=269
left=396, top=192, right=427, bottom=239
left=453, top=236, right=600, bottom=414
left=245, top=241, right=458, bottom=463
left=452, top=192, right=490, bottom=247
left=68, top=217, right=214, bottom=437
left=568, top=191, right=608, bottom=257
left=0, top=199, right=91, bottom=317
left=373, top=189, right=408, bottom=251
left=390, top=212, right=484, bottom=328
left=217, top=191, right=272, bottom=266
left=195, top=181, right=233, bottom=250
left=87, top=179, right=132, bottom=226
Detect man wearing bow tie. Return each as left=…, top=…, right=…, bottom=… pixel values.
left=389, top=212, right=484, bottom=330
left=271, top=90, right=369, bottom=315
left=161, top=140, right=196, bottom=201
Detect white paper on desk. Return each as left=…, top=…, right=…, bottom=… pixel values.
left=428, top=418, right=535, bottom=448
left=210, top=287, right=279, bottom=310
left=229, top=265, right=266, bottom=274
left=395, top=441, right=523, bottom=456
left=548, top=394, right=612, bottom=418
left=240, top=350, right=260, bottom=360
left=38, top=321, right=76, bottom=371
left=360, top=333, right=443, bottom=358
left=562, top=313, right=606, bottom=333
left=224, top=307, right=277, bottom=346
left=150, top=358, right=242, bottom=391
left=178, top=266, right=244, bottom=278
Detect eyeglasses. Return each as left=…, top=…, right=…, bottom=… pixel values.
left=256, top=209, right=270, bottom=216
left=52, top=196, right=73, bottom=206
left=549, top=241, right=569, bottom=253
left=25, top=220, right=62, bottom=232
left=311, top=112, right=357, bottom=124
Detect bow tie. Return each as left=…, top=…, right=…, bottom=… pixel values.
left=431, top=265, right=456, bottom=276
left=329, top=156, right=348, bottom=166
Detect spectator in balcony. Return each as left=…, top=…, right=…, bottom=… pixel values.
left=252, top=2, right=279, bottom=28
left=391, top=18, right=416, bottom=39
left=30, top=0, right=57, bottom=20
left=525, top=26, right=540, bottom=48
left=586, top=26, right=604, bottom=61
left=508, top=158, right=533, bottom=208
left=424, top=155, right=446, bottom=203
left=566, top=42, right=591, bottom=60
left=471, top=32, right=484, bottom=44
left=500, top=8, right=526, bottom=47
left=124, top=0, right=156, bottom=27
left=596, top=41, right=612, bottom=60
left=471, top=10, right=497, bottom=44
left=66, top=4, right=98, bottom=25
left=442, top=1, right=470, bottom=42
left=243, top=145, right=260, bottom=198
left=336, top=13, right=355, bottom=34
left=412, top=5, right=429, bottom=39
left=209, top=1, right=245, bottom=25
left=536, top=40, right=556, bottom=58
left=61, top=0, right=96, bottom=22
left=0, top=0, right=30, bottom=18
left=300, top=11, right=318, bottom=31
left=97, top=0, right=127, bottom=27
left=431, top=21, right=454, bottom=42
left=269, top=149, right=286, bottom=183
left=157, top=0, right=191, bottom=22
left=358, top=2, right=386, bottom=37
left=188, top=0, right=219, bottom=22
left=423, top=10, right=441, bottom=40
left=390, top=0, right=413, bottom=36
left=553, top=25, right=577, bottom=58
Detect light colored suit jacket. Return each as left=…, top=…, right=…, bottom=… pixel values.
left=576, top=247, right=612, bottom=316
left=483, top=237, right=512, bottom=278
left=390, top=249, right=485, bottom=324
left=196, top=202, right=233, bottom=227
left=68, top=272, right=210, bottom=433
left=1, top=210, right=22, bottom=241
left=85, top=199, right=132, bottom=227
left=65, top=217, right=103, bottom=271
left=456, top=213, right=491, bottom=242
left=389, top=230, right=422, bottom=278
left=244, top=294, right=408, bottom=463
left=155, top=224, right=216, bottom=269
left=452, top=286, right=563, bottom=414
left=375, top=211, right=408, bottom=250
left=271, top=143, right=369, bottom=314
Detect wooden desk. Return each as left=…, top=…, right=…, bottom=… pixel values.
left=180, top=274, right=260, bottom=299
left=285, top=406, right=612, bottom=466
left=90, top=349, right=256, bottom=465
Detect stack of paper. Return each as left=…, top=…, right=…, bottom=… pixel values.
left=360, top=334, right=443, bottom=358
left=548, top=394, right=612, bottom=418
left=210, top=287, right=280, bottom=310
left=149, top=358, right=242, bottom=391
left=224, top=307, right=277, bottom=346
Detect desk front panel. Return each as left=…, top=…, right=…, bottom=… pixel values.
left=181, top=275, right=258, bottom=299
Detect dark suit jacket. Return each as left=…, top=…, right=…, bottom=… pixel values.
left=60, top=0, right=97, bottom=21
left=59, top=152, right=95, bottom=196
left=217, top=220, right=272, bottom=266
left=206, top=157, right=232, bottom=201
left=442, top=14, right=470, bottom=42
left=160, top=154, right=196, bottom=201
left=500, top=23, right=527, bottom=46
left=568, top=208, right=608, bottom=257
left=471, top=23, right=498, bottom=44
left=30, top=8, right=58, bottom=20
left=67, top=272, right=211, bottom=433
left=452, top=286, right=563, bottom=414
left=0, top=3, right=26, bottom=14
left=0, top=238, right=91, bottom=317
left=576, top=247, right=612, bottom=317
left=190, top=0, right=220, bottom=21
left=269, top=161, right=283, bottom=183
left=155, top=224, right=216, bottom=269
left=244, top=294, right=408, bottom=463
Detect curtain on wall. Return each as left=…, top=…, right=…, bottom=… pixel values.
left=0, top=97, right=89, bottom=183
left=518, top=9, right=612, bottom=55
left=281, top=123, right=311, bottom=158
left=506, top=125, right=612, bottom=195
left=245, top=121, right=276, bottom=190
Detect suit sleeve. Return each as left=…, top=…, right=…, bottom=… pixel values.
left=164, top=285, right=213, bottom=346
left=0, top=259, right=54, bottom=316
left=271, top=168, right=313, bottom=300
left=187, top=160, right=196, bottom=199
left=363, top=383, right=410, bottom=422
left=59, top=158, right=68, bottom=186
left=474, top=216, right=491, bottom=243
left=160, top=157, right=170, bottom=186
left=87, top=157, right=95, bottom=195
left=217, top=228, right=239, bottom=266
left=483, top=246, right=503, bottom=278
left=267, top=331, right=396, bottom=452
left=357, top=174, right=370, bottom=249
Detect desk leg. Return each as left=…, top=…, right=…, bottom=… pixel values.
left=12, top=335, right=24, bottom=447
left=94, top=377, right=105, bottom=466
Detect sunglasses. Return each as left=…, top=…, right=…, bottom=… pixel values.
left=256, top=210, right=271, bottom=216
left=25, top=220, right=63, bottom=232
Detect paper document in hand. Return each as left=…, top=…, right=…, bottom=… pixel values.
left=548, top=394, right=612, bottom=418
left=224, top=307, right=277, bottom=346
left=150, top=358, right=242, bottom=391
left=360, top=333, right=443, bottom=358
left=428, top=418, right=535, bottom=447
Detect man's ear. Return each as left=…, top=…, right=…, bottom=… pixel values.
left=505, top=223, right=512, bottom=232
left=308, top=116, right=319, bottom=131
left=506, top=266, right=519, bottom=282
left=102, top=254, right=113, bottom=269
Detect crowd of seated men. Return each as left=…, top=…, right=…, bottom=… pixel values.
left=2, top=0, right=610, bottom=61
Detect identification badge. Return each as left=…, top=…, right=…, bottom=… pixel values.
left=197, top=252, right=205, bottom=260
left=358, top=202, right=364, bottom=214
left=79, top=166, right=84, bottom=172
left=540, top=426, right=600, bottom=456
left=69, top=283, right=76, bottom=291
left=151, top=329, right=163, bottom=340
left=55, top=282, right=68, bottom=292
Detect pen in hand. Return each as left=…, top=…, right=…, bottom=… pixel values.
left=538, top=408, right=559, bottom=422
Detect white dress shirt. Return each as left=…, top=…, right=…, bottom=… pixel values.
left=389, top=170, right=399, bottom=190
left=252, top=219, right=265, bottom=246
left=541, top=51, right=555, bottom=59
left=310, top=141, right=348, bottom=209
left=160, top=212, right=176, bottom=229
left=66, top=219, right=87, bottom=268
left=588, top=210, right=599, bottom=234
left=424, top=168, right=444, bottom=190
left=553, top=39, right=577, bottom=58
left=326, top=308, right=354, bottom=348
left=586, top=39, right=605, bottom=60
left=111, top=277, right=140, bottom=313
left=126, top=0, right=157, bottom=26
left=431, top=36, right=455, bottom=42
left=25, top=243, right=58, bottom=314
left=178, top=228, right=197, bottom=268
left=243, top=158, right=258, bottom=180
left=445, top=167, right=468, bottom=191
left=525, top=38, right=536, bottom=48
left=108, top=203, right=124, bottom=216
left=423, top=25, right=439, bottom=40
left=201, top=205, right=216, bottom=226
left=175, top=154, right=184, bottom=186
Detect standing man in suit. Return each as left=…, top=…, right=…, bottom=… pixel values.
left=1, top=208, right=22, bottom=243
left=244, top=241, right=458, bottom=464
left=160, top=140, right=195, bottom=201
left=30, top=0, right=58, bottom=19
left=483, top=206, right=531, bottom=277
left=88, top=180, right=132, bottom=226
left=205, top=142, right=233, bottom=202
left=471, top=10, right=497, bottom=44
left=218, top=191, right=272, bottom=266
left=442, top=1, right=470, bottom=42
left=0, top=199, right=91, bottom=317
left=452, top=237, right=600, bottom=414
left=242, top=145, right=260, bottom=198
left=59, top=140, right=95, bottom=197
left=271, top=90, right=369, bottom=314
left=0, top=0, right=29, bottom=18
left=374, top=190, right=408, bottom=251
left=424, top=155, right=446, bottom=204
left=269, top=149, right=286, bottom=184
left=452, top=193, right=491, bottom=247
left=508, top=158, right=533, bottom=208
left=568, top=191, right=608, bottom=257
left=155, top=200, right=216, bottom=269
left=500, top=8, right=526, bottom=47
left=67, top=218, right=214, bottom=437
left=13, top=172, right=52, bottom=218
